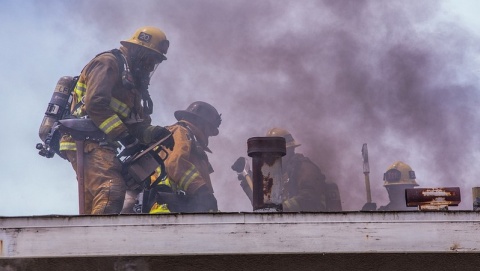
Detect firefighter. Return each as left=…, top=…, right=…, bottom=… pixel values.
left=147, top=101, right=222, bottom=213
left=232, top=128, right=340, bottom=212
left=362, top=161, right=419, bottom=211
left=268, top=128, right=337, bottom=211
left=60, top=26, right=174, bottom=215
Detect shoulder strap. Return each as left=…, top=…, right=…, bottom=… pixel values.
left=109, top=49, right=128, bottom=77
left=97, top=49, right=137, bottom=91
left=71, top=49, right=130, bottom=115
left=177, top=121, right=210, bottom=160
left=110, top=49, right=154, bottom=115
left=78, top=49, right=154, bottom=116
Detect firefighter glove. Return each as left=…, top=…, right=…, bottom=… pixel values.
left=152, top=126, right=175, bottom=151
left=118, top=133, right=143, bottom=157
left=231, top=157, right=246, bottom=173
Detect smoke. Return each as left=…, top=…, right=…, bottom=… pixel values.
left=44, top=0, right=480, bottom=211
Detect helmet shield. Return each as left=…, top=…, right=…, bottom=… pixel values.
left=127, top=46, right=165, bottom=86
left=137, top=53, right=162, bottom=78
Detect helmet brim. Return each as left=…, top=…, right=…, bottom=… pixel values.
left=120, top=40, right=167, bottom=61
left=286, top=142, right=301, bottom=148
left=383, top=181, right=419, bottom=187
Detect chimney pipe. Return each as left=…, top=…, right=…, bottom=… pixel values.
left=247, top=136, right=286, bottom=212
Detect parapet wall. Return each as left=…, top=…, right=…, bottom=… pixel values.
left=1, top=212, right=479, bottom=270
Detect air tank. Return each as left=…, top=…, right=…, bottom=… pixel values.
left=38, top=76, right=75, bottom=142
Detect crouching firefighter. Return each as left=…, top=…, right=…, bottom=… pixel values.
left=57, top=26, right=174, bottom=215
left=231, top=128, right=343, bottom=212
left=127, top=101, right=222, bottom=214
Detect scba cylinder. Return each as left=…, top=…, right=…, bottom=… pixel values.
left=38, top=76, right=75, bottom=142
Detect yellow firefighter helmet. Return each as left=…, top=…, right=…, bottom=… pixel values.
left=383, top=161, right=419, bottom=187
left=266, top=127, right=301, bottom=148
left=121, top=26, right=169, bottom=60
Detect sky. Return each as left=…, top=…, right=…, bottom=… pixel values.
left=1, top=0, right=480, bottom=216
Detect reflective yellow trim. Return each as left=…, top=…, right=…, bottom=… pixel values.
left=158, top=176, right=172, bottom=187
left=59, top=142, right=77, bottom=151
left=74, top=82, right=86, bottom=103
left=150, top=166, right=161, bottom=182
left=99, top=115, right=123, bottom=135
left=150, top=166, right=166, bottom=185
left=110, top=97, right=130, bottom=118
left=149, top=203, right=171, bottom=214
left=72, top=81, right=87, bottom=117
left=72, top=106, right=83, bottom=118
left=73, top=82, right=131, bottom=119
left=179, top=166, right=200, bottom=192
left=155, top=166, right=162, bottom=176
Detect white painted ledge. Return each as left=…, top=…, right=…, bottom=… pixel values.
left=1, top=211, right=479, bottom=258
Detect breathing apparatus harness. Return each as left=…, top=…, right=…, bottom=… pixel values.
left=36, top=48, right=169, bottom=214
left=112, top=48, right=154, bottom=115
left=37, top=48, right=156, bottom=158
left=73, top=49, right=155, bottom=116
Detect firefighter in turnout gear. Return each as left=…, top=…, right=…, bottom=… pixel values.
left=148, top=101, right=221, bottom=213
left=232, top=128, right=342, bottom=212
left=267, top=128, right=331, bottom=212
left=59, top=26, right=174, bottom=214
left=362, top=161, right=419, bottom=211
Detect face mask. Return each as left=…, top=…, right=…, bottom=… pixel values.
left=134, top=54, right=164, bottom=89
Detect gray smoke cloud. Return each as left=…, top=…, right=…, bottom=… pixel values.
left=16, top=0, right=480, bottom=214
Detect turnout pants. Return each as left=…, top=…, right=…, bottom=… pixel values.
left=65, top=143, right=126, bottom=214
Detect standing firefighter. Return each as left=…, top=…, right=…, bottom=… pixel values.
left=362, top=161, right=419, bottom=211
left=232, top=128, right=342, bottom=212
left=146, top=101, right=222, bottom=213
left=59, top=26, right=174, bottom=215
